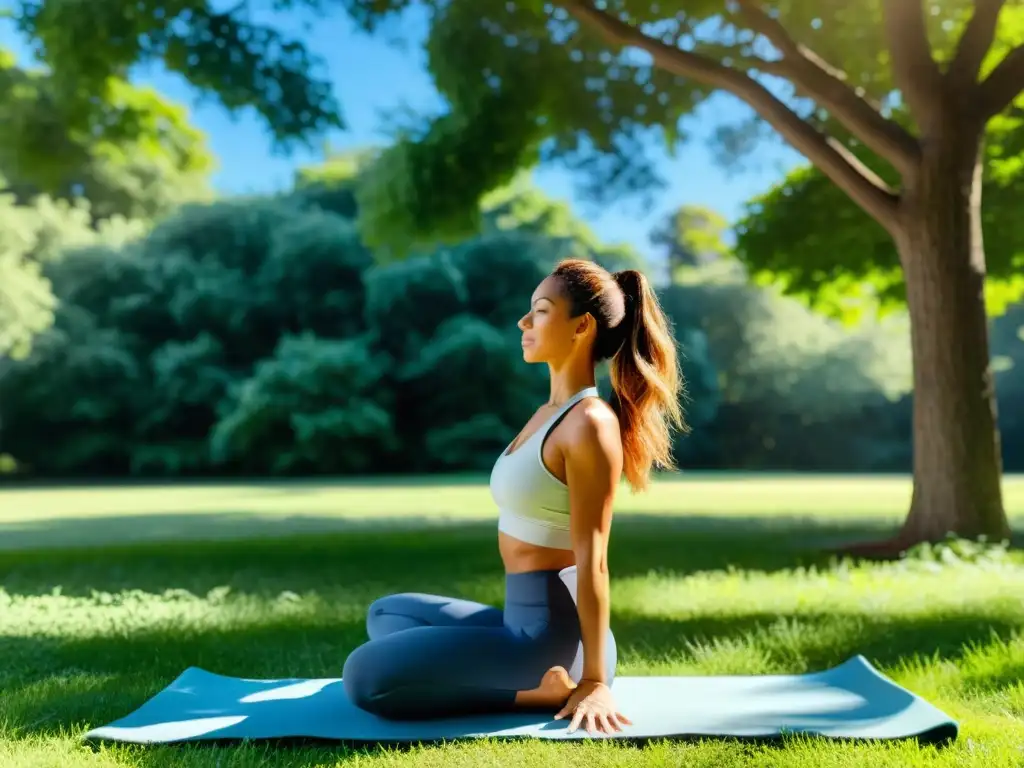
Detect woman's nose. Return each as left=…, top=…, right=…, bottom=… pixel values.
left=517, top=314, right=531, bottom=331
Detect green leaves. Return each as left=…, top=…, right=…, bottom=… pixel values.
left=160, top=6, right=343, bottom=145
left=734, top=163, right=904, bottom=325
left=211, top=334, right=397, bottom=473
left=0, top=51, right=214, bottom=223
left=0, top=249, right=54, bottom=360
left=0, top=182, right=142, bottom=361
left=355, top=80, right=548, bottom=256
left=651, top=205, right=731, bottom=278
left=354, top=0, right=717, bottom=249
left=11, top=0, right=342, bottom=151
left=734, top=110, right=1024, bottom=322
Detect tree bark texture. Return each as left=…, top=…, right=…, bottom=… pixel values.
left=896, top=136, right=1010, bottom=543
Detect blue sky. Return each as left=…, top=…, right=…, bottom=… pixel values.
left=2, top=5, right=805, bottom=262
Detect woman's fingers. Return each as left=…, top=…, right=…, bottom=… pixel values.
left=568, top=706, right=585, bottom=733
left=565, top=703, right=632, bottom=735
left=600, top=713, right=620, bottom=733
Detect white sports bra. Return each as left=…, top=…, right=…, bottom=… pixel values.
left=489, top=387, right=600, bottom=550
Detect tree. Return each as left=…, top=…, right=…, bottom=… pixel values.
left=0, top=46, right=216, bottom=363
left=6, top=1, right=341, bottom=153
left=735, top=104, right=1024, bottom=540
left=650, top=205, right=731, bottom=281
left=350, top=0, right=1024, bottom=547
left=0, top=180, right=143, bottom=362
left=0, top=49, right=215, bottom=223
left=734, top=109, right=1024, bottom=324
left=0, top=247, right=54, bottom=361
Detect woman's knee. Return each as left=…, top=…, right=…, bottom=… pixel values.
left=343, top=642, right=431, bottom=720
left=342, top=642, right=390, bottom=715
left=365, top=593, right=427, bottom=638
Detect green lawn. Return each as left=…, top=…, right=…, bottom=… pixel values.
left=2, top=474, right=1023, bottom=767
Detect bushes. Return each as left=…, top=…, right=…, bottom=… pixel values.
left=0, top=188, right=575, bottom=477
left=661, top=263, right=914, bottom=471
left=0, top=187, right=143, bottom=360
left=15, top=179, right=1024, bottom=478
left=211, top=334, right=397, bottom=474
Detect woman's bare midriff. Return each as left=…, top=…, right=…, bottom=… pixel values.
left=499, top=531, right=576, bottom=574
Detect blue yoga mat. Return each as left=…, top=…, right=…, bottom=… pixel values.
left=82, top=655, right=957, bottom=745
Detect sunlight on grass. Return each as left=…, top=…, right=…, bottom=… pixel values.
left=2, top=478, right=1024, bottom=766
left=2, top=473, right=1023, bottom=552
left=4, top=473, right=1024, bottom=521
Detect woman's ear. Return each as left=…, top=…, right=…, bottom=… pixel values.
left=575, top=313, right=595, bottom=340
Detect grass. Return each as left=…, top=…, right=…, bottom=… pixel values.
left=1, top=474, right=1024, bottom=767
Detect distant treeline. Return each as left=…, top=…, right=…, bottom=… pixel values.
left=3, top=174, right=1024, bottom=479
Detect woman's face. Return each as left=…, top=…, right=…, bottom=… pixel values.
left=517, top=276, right=590, bottom=364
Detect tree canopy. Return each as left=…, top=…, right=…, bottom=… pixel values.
left=345, top=1, right=1024, bottom=252
left=0, top=49, right=215, bottom=222
left=651, top=205, right=731, bottom=280
left=0, top=43, right=218, bottom=358
left=11, top=1, right=1024, bottom=257
left=734, top=109, right=1024, bottom=325
left=8, top=0, right=341, bottom=151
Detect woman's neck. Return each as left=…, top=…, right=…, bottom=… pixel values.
left=546, top=360, right=596, bottom=407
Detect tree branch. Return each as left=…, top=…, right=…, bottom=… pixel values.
left=978, top=44, right=1024, bottom=121
left=733, top=0, right=918, bottom=175
left=947, top=0, right=1005, bottom=93
left=561, top=0, right=901, bottom=233
left=880, top=0, right=945, bottom=130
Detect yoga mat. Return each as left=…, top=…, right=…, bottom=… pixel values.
left=82, top=655, right=957, bottom=746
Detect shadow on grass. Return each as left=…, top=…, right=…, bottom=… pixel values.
left=0, top=474, right=492, bottom=491
left=0, top=512, right=902, bottom=598
left=0, top=511, right=481, bottom=553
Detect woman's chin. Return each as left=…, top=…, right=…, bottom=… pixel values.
left=521, top=346, right=541, bottom=363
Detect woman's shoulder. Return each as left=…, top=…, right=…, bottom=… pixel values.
left=562, top=396, right=621, bottom=455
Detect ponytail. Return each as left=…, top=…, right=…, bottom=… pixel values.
left=548, top=258, right=687, bottom=491
left=610, top=269, right=686, bottom=492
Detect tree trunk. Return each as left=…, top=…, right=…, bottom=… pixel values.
left=895, top=133, right=1010, bottom=545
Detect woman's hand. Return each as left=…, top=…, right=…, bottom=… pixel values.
left=554, top=680, right=632, bottom=736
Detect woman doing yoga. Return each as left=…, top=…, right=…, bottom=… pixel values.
left=342, top=258, right=685, bottom=735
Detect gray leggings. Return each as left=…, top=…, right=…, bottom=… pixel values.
left=342, top=567, right=617, bottom=720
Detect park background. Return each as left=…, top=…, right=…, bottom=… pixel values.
left=3, top=9, right=1024, bottom=482
left=2, top=3, right=1024, bottom=768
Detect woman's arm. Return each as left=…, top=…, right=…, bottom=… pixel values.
left=564, top=406, right=623, bottom=684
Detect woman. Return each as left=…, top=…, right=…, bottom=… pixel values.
left=342, top=258, right=685, bottom=736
